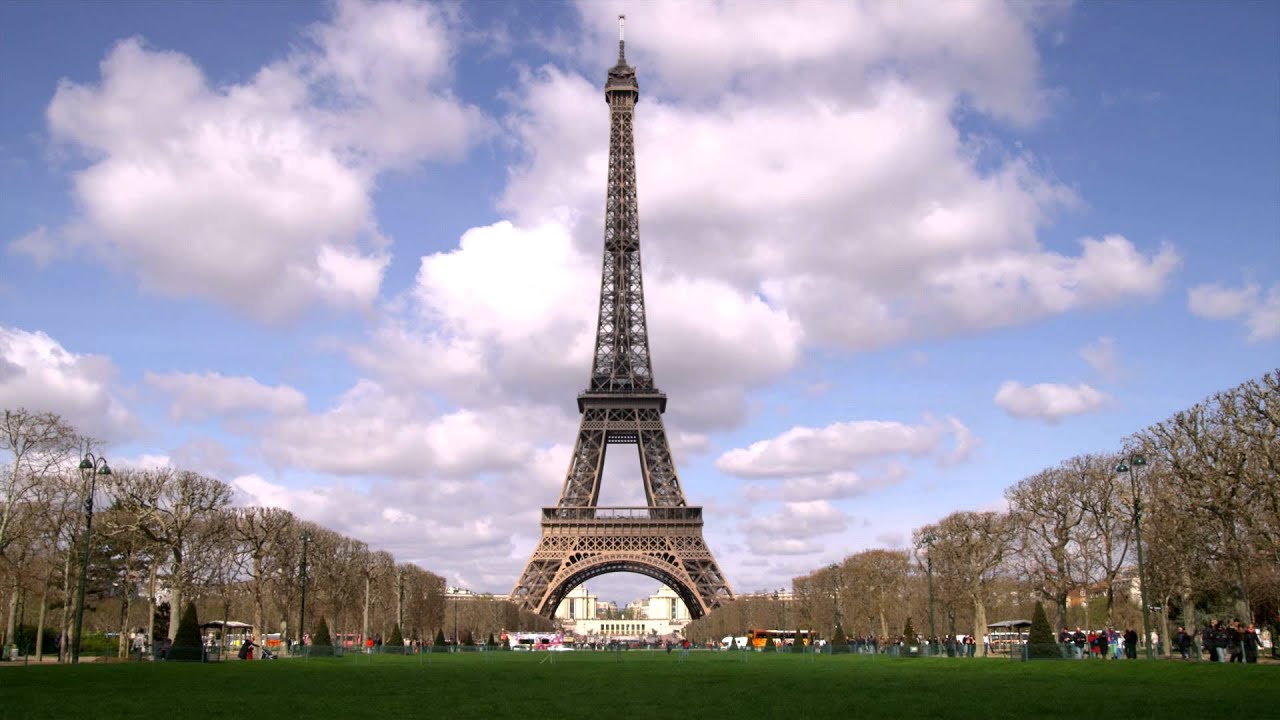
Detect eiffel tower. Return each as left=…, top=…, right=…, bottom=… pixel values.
left=510, top=17, right=734, bottom=619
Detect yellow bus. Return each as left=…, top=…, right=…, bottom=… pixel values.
left=747, top=629, right=812, bottom=649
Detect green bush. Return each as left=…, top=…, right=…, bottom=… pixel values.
left=831, top=624, right=849, bottom=654
left=763, top=638, right=776, bottom=653
left=791, top=636, right=805, bottom=653
left=903, top=617, right=917, bottom=644
left=167, top=603, right=204, bottom=662
left=389, top=625, right=404, bottom=647
left=1026, top=601, right=1059, bottom=659
left=434, top=629, right=447, bottom=648
left=309, top=617, right=334, bottom=657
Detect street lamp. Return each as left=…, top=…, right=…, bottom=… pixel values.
left=71, top=451, right=111, bottom=664
left=299, top=531, right=311, bottom=651
left=1116, top=454, right=1153, bottom=660
left=919, top=533, right=937, bottom=646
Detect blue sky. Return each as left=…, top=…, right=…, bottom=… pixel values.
left=1, top=1, right=1276, bottom=605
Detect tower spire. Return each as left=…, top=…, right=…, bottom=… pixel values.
left=618, top=14, right=626, bottom=63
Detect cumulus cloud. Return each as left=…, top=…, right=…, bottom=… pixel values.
left=34, top=0, right=486, bottom=321
left=742, top=500, right=849, bottom=556
left=0, top=326, right=135, bottom=440
left=145, top=371, right=307, bottom=421
left=993, top=381, right=1110, bottom=422
left=1188, top=282, right=1280, bottom=342
left=716, top=416, right=974, bottom=478
left=492, top=8, right=1178, bottom=358
left=1079, top=336, right=1120, bottom=380
left=261, top=378, right=575, bottom=480
left=353, top=219, right=802, bottom=432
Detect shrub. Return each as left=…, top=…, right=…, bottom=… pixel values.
left=487, top=633, right=496, bottom=648
left=309, top=617, right=334, bottom=657
left=831, top=624, right=849, bottom=654
left=167, top=602, right=204, bottom=662
left=1027, top=601, right=1059, bottom=659
left=790, top=635, right=805, bottom=653
left=903, top=617, right=917, bottom=644
left=462, top=630, right=475, bottom=646
left=434, top=629, right=447, bottom=648
left=763, top=638, right=776, bottom=653
left=389, top=625, right=404, bottom=646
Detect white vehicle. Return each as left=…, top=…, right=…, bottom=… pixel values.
left=720, top=636, right=749, bottom=650
left=506, top=632, right=565, bottom=651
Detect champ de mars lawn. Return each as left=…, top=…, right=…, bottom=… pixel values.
left=1, top=652, right=1273, bottom=720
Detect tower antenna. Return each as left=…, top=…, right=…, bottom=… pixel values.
left=618, top=14, right=626, bottom=61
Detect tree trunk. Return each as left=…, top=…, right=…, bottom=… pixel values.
left=973, top=597, right=989, bottom=657
left=877, top=607, right=888, bottom=640
left=117, top=547, right=135, bottom=658
left=1055, top=592, right=1068, bottom=634
left=251, top=556, right=264, bottom=645
left=168, top=552, right=183, bottom=642
left=35, top=584, right=48, bottom=662
left=4, top=576, right=18, bottom=654
left=146, top=564, right=157, bottom=650
left=396, top=571, right=404, bottom=631
left=58, top=550, right=73, bottom=662
left=1158, top=594, right=1172, bottom=658
left=362, top=575, right=371, bottom=646
left=1179, top=568, right=1198, bottom=656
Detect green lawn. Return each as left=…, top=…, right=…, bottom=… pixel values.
left=1, top=652, right=1273, bottom=719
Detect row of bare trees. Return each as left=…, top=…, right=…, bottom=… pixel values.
left=0, top=409, right=470, bottom=658
left=688, top=370, right=1279, bottom=656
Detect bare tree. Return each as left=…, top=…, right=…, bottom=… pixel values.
left=109, top=468, right=233, bottom=641
left=1006, top=463, right=1091, bottom=630
left=917, top=511, right=1016, bottom=656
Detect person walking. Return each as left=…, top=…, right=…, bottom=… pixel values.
left=1243, top=624, right=1260, bottom=664
left=1174, top=626, right=1191, bottom=660
left=1123, top=628, right=1138, bottom=660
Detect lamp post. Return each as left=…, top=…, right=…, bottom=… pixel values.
left=919, top=533, right=937, bottom=646
left=1116, top=454, right=1153, bottom=660
left=299, top=531, right=311, bottom=651
left=71, top=451, right=111, bottom=664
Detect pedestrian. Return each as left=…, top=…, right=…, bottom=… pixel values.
left=238, top=636, right=256, bottom=661
left=1243, top=624, right=1260, bottom=664
left=132, top=630, right=145, bottom=661
left=1097, top=629, right=1110, bottom=659
left=1175, top=626, right=1191, bottom=660
left=1072, top=627, right=1087, bottom=659
left=1123, top=628, right=1138, bottom=660
left=1227, top=621, right=1243, bottom=663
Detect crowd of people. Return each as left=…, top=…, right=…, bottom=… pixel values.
left=1197, top=620, right=1264, bottom=663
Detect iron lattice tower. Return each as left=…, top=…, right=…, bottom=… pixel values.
left=510, top=18, right=734, bottom=619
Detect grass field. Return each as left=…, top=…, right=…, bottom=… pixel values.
left=1, top=652, right=1274, bottom=720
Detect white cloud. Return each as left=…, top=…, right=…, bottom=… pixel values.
left=716, top=416, right=973, bottom=478
left=743, top=466, right=909, bottom=502
left=993, top=380, right=1110, bottom=423
left=145, top=371, right=307, bottom=421
left=1188, top=282, right=1280, bottom=342
left=261, top=379, right=574, bottom=480
left=38, top=0, right=486, bottom=321
left=7, top=227, right=60, bottom=267
left=1079, top=336, right=1120, bottom=380
left=353, top=219, right=802, bottom=432
left=0, top=326, right=135, bottom=440
left=495, top=12, right=1178, bottom=356
left=742, top=500, right=848, bottom=557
